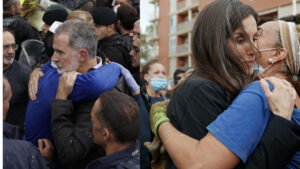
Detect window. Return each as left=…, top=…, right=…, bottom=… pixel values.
left=170, top=15, right=177, bottom=33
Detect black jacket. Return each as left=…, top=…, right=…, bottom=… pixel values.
left=97, top=33, right=131, bottom=69
left=4, top=60, right=32, bottom=135
left=51, top=99, right=106, bottom=169
left=86, top=140, right=140, bottom=169
left=3, top=122, right=48, bottom=169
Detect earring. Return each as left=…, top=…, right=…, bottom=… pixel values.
left=268, top=58, right=274, bottom=64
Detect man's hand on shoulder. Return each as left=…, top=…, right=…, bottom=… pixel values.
left=56, top=71, right=79, bottom=100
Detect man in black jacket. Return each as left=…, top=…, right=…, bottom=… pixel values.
left=117, top=4, right=139, bottom=52
left=91, top=7, right=131, bottom=69
left=3, top=0, right=41, bottom=59
left=49, top=20, right=108, bottom=169
left=86, top=90, right=140, bottom=169
left=3, top=28, right=31, bottom=135
left=3, top=77, right=54, bottom=169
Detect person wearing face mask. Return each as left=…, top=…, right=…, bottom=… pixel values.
left=147, top=0, right=300, bottom=169
left=142, top=60, right=168, bottom=100
left=255, top=20, right=300, bottom=168
left=137, top=59, right=168, bottom=169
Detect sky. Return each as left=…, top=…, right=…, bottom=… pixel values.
left=140, top=0, right=154, bottom=33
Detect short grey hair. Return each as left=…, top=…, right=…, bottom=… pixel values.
left=55, top=20, right=98, bottom=58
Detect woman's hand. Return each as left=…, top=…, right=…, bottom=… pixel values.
left=260, top=77, right=296, bottom=120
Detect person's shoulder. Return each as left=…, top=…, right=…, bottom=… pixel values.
left=242, top=80, right=273, bottom=95
left=291, top=108, right=300, bottom=125
left=182, top=75, right=225, bottom=93
left=3, top=139, right=47, bottom=169
left=3, top=122, right=20, bottom=139
left=13, top=60, right=32, bottom=73
left=4, top=138, right=38, bottom=152
left=118, top=143, right=140, bottom=169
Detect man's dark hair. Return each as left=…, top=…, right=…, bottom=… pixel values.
left=77, top=0, right=95, bottom=12
left=3, top=0, right=17, bottom=12
left=3, top=27, right=15, bottom=38
left=173, top=68, right=186, bottom=79
left=173, top=68, right=186, bottom=85
left=117, top=5, right=139, bottom=30
left=95, top=90, right=139, bottom=143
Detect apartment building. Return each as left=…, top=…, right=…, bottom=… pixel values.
left=149, top=0, right=300, bottom=76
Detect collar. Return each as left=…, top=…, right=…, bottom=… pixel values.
left=88, top=56, right=102, bottom=72
left=86, top=140, right=139, bottom=169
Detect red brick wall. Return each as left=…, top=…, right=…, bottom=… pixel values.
left=241, top=0, right=291, bottom=13
left=199, top=0, right=291, bottom=12
left=158, top=0, right=170, bottom=74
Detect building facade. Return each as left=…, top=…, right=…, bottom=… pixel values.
left=149, top=0, right=300, bottom=76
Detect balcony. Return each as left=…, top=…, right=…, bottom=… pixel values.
left=149, top=0, right=158, bottom=4
left=191, top=0, right=199, bottom=6
left=177, top=1, right=186, bottom=10
left=176, top=44, right=189, bottom=54
left=177, top=18, right=196, bottom=33
left=148, top=30, right=159, bottom=42
left=177, top=0, right=199, bottom=11
left=149, top=16, right=159, bottom=23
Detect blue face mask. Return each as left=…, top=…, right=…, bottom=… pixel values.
left=150, top=78, right=168, bottom=91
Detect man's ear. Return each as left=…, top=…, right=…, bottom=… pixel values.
left=103, top=128, right=111, bottom=141
left=273, top=48, right=287, bottom=62
left=78, top=49, right=89, bottom=62
left=108, top=24, right=115, bottom=32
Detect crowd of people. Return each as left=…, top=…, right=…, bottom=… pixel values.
left=3, top=0, right=300, bottom=169
left=3, top=0, right=141, bottom=169
left=146, top=1, right=300, bottom=169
